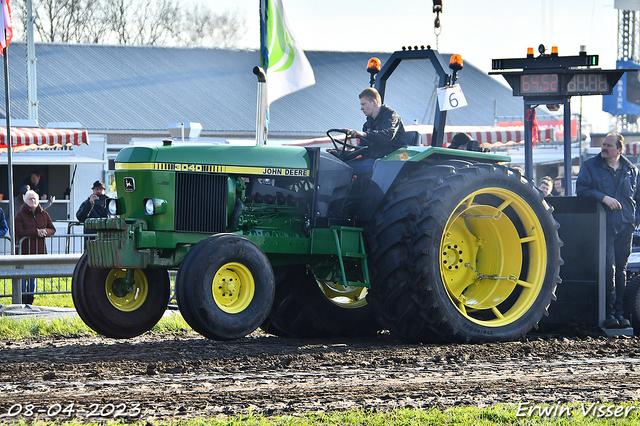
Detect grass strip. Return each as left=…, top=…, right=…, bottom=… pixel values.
left=0, top=310, right=192, bottom=339
left=3, top=404, right=640, bottom=425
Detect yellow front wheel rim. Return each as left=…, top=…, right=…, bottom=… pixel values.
left=212, top=262, right=255, bottom=314
left=105, top=269, right=149, bottom=312
left=440, top=188, right=547, bottom=327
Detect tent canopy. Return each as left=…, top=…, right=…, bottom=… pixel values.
left=284, top=125, right=555, bottom=149
left=625, top=141, right=640, bottom=156
left=0, top=126, right=89, bottom=153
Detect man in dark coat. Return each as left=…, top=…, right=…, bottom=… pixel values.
left=76, top=180, right=109, bottom=228
left=22, top=169, right=48, bottom=200
left=342, top=88, right=408, bottom=176
left=577, top=132, right=640, bottom=328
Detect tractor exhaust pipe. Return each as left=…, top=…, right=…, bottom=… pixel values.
left=253, top=66, right=268, bottom=146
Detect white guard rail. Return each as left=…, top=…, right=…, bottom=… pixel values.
left=0, top=254, right=81, bottom=278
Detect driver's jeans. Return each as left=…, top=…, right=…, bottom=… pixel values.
left=349, top=158, right=376, bottom=179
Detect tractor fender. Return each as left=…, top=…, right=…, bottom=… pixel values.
left=354, top=147, right=511, bottom=221
left=355, top=160, right=408, bottom=221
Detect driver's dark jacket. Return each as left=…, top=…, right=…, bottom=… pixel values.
left=576, top=152, right=640, bottom=233
left=360, top=105, right=407, bottom=159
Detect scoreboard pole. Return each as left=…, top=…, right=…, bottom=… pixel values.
left=563, top=98, right=572, bottom=196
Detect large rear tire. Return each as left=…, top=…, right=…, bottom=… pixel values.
left=72, top=253, right=171, bottom=338
left=261, top=265, right=379, bottom=338
left=365, top=161, right=562, bottom=343
left=624, top=275, right=640, bottom=333
left=175, top=234, right=275, bottom=340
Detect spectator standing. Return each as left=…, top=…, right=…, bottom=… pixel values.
left=14, top=190, right=56, bottom=304
left=577, top=132, right=640, bottom=328
left=22, top=170, right=48, bottom=200
left=538, top=177, right=552, bottom=196
left=552, top=176, right=565, bottom=196
left=76, top=180, right=109, bottom=229
left=0, top=207, right=7, bottom=257
left=0, top=207, right=7, bottom=239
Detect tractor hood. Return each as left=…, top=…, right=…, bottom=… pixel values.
left=115, top=144, right=312, bottom=171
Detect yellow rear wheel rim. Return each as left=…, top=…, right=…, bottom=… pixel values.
left=212, top=262, right=255, bottom=314
left=318, top=280, right=368, bottom=309
left=105, top=269, right=148, bottom=312
left=440, top=188, right=547, bottom=327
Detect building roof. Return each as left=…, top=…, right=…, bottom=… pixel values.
left=0, top=42, right=526, bottom=137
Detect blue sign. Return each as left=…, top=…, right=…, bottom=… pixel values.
left=603, top=60, right=640, bottom=115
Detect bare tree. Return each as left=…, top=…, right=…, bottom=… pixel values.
left=182, top=5, right=246, bottom=49
left=105, top=0, right=134, bottom=44
left=131, top=0, right=181, bottom=46
left=11, top=0, right=246, bottom=48
left=12, top=0, right=110, bottom=43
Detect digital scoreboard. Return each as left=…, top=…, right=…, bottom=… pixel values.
left=508, top=71, right=614, bottom=97
left=491, top=48, right=625, bottom=99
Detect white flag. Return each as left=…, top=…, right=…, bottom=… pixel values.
left=262, top=0, right=315, bottom=105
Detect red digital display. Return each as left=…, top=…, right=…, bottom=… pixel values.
left=566, top=73, right=610, bottom=94
left=520, top=74, right=559, bottom=94
left=514, top=72, right=614, bottom=97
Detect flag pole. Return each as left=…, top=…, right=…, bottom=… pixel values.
left=258, top=0, right=269, bottom=146
left=3, top=39, right=14, bottom=254
left=253, top=66, right=267, bottom=146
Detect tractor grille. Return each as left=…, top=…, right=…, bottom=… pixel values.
left=175, top=172, right=227, bottom=233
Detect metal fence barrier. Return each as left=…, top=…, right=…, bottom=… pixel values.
left=0, top=233, right=88, bottom=303
left=0, top=233, right=177, bottom=306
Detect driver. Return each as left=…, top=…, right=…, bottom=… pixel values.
left=341, top=88, right=408, bottom=176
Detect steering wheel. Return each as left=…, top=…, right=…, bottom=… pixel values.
left=326, top=129, right=368, bottom=161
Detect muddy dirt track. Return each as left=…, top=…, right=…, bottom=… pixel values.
left=0, top=330, right=639, bottom=422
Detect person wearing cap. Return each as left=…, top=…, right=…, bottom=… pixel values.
left=448, top=132, right=487, bottom=152
left=449, top=133, right=472, bottom=150
left=76, top=181, right=109, bottom=228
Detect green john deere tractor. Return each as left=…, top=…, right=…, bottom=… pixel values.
left=72, top=47, right=562, bottom=343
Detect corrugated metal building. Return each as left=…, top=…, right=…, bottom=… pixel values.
left=0, top=42, right=527, bottom=144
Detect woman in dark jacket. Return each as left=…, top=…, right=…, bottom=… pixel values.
left=15, top=190, right=56, bottom=304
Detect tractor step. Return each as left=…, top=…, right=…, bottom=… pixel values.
left=331, top=226, right=370, bottom=288
left=343, top=252, right=367, bottom=259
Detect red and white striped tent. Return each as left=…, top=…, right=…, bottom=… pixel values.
left=415, top=125, right=555, bottom=148
left=284, top=125, right=555, bottom=149
left=625, top=141, right=640, bottom=156
left=0, top=126, right=89, bottom=153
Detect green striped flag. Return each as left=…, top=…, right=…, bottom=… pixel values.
left=260, top=0, right=315, bottom=104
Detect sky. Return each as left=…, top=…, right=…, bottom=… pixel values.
left=206, top=0, right=621, bottom=133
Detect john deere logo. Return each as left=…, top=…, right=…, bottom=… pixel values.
left=124, top=177, right=135, bottom=192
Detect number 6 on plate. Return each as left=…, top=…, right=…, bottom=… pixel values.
left=437, top=84, right=468, bottom=111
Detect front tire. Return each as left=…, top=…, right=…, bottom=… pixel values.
left=365, top=161, right=562, bottom=343
left=175, top=234, right=275, bottom=340
left=72, top=253, right=171, bottom=338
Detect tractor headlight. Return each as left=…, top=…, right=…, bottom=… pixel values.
left=144, top=198, right=155, bottom=215
left=107, top=198, right=118, bottom=215
left=143, top=198, right=167, bottom=216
